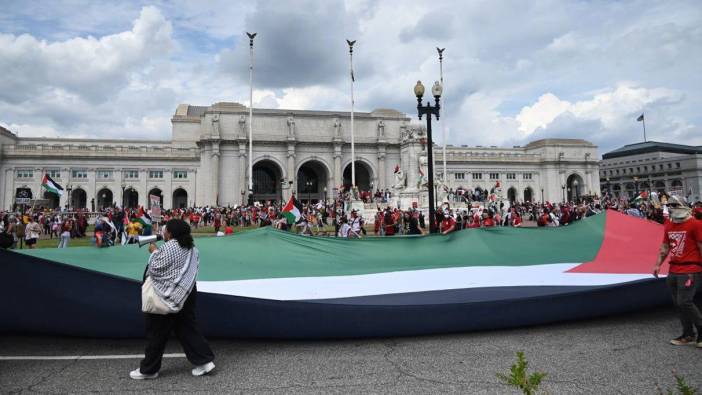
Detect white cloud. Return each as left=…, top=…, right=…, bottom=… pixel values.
left=0, top=0, right=699, bottom=156
left=0, top=6, right=173, bottom=104
left=516, top=93, right=572, bottom=134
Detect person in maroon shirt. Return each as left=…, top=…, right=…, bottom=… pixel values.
left=653, top=195, right=702, bottom=347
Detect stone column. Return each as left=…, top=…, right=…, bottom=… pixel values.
left=287, top=141, right=296, bottom=199
left=35, top=167, right=44, bottom=201
left=3, top=168, right=13, bottom=210
left=139, top=168, right=148, bottom=208
left=164, top=169, right=173, bottom=209
left=377, top=151, right=386, bottom=191
left=211, top=141, right=220, bottom=206
left=88, top=168, right=97, bottom=211
left=117, top=169, right=124, bottom=208
left=377, top=136, right=387, bottom=190
left=333, top=141, right=342, bottom=191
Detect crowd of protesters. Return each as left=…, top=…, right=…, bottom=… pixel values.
left=2, top=188, right=701, bottom=249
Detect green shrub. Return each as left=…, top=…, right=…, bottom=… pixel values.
left=497, top=351, right=547, bottom=395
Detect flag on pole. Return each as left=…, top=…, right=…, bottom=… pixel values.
left=636, top=114, right=644, bottom=122
left=282, top=195, right=303, bottom=224
left=41, top=174, right=64, bottom=196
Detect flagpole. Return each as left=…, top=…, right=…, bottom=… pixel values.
left=247, top=32, right=257, bottom=201
left=437, top=47, right=446, bottom=184
left=347, top=39, right=356, bottom=189
left=642, top=116, right=646, bottom=142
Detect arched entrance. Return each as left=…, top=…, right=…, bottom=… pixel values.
left=123, top=188, right=139, bottom=209
left=42, top=191, right=60, bottom=209
left=97, top=188, right=113, bottom=209
left=343, top=162, right=372, bottom=192
left=474, top=187, right=485, bottom=201
left=624, top=183, right=636, bottom=199
left=173, top=188, right=188, bottom=209
left=613, top=184, right=622, bottom=198
left=566, top=174, right=584, bottom=202
left=253, top=160, right=283, bottom=204
left=148, top=188, right=163, bottom=208
left=654, top=181, right=665, bottom=194
left=297, top=160, right=329, bottom=204
left=71, top=189, right=87, bottom=209
left=523, top=187, right=533, bottom=202
left=507, top=187, right=517, bottom=203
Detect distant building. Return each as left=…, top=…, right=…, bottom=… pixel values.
left=599, top=141, right=702, bottom=202
left=0, top=102, right=600, bottom=210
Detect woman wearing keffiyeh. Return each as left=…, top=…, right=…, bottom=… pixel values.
left=130, top=219, right=215, bottom=380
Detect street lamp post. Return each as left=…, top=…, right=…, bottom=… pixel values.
left=414, top=80, right=443, bottom=234
left=541, top=188, right=544, bottom=204
left=573, top=180, right=579, bottom=202
left=323, top=186, right=327, bottom=205
left=633, top=176, right=639, bottom=197
left=306, top=180, right=313, bottom=205
left=246, top=32, right=257, bottom=207
left=561, top=184, right=566, bottom=203
left=605, top=177, right=610, bottom=194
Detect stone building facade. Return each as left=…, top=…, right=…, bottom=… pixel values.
left=599, top=141, right=702, bottom=202
left=0, top=102, right=600, bottom=210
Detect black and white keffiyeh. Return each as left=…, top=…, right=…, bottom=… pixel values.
left=147, top=240, right=199, bottom=310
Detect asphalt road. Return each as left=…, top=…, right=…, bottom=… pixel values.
left=1, top=307, right=700, bottom=394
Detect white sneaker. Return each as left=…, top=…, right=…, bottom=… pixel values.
left=191, top=361, right=215, bottom=376
left=130, top=368, right=158, bottom=380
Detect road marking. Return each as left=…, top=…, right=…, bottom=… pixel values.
left=0, top=353, right=185, bottom=361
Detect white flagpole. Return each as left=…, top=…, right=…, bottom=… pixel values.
left=347, top=39, right=356, bottom=188
left=247, top=32, right=257, bottom=198
left=437, top=47, right=446, bottom=184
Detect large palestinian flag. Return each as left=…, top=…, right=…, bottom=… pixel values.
left=0, top=211, right=673, bottom=339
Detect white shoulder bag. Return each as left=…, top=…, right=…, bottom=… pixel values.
left=141, top=276, right=172, bottom=315
left=141, top=249, right=194, bottom=315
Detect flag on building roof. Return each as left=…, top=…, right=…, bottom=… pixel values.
left=282, top=195, right=303, bottom=224
left=41, top=174, right=64, bottom=196
left=637, top=113, right=644, bottom=122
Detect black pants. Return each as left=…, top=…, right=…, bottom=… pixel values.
left=666, top=272, right=702, bottom=337
left=140, top=285, right=215, bottom=374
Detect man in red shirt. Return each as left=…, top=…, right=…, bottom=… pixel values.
left=653, top=195, right=702, bottom=347
left=440, top=210, right=456, bottom=234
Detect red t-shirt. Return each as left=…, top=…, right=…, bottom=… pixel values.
left=512, top=216, right=522, bottom=227
left=663, top=218, right=702, bottom=273
left=441, top=217, right=456, bottom=233
left=483, top=217, right=495, bottom=227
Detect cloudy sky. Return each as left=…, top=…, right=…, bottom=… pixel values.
left=1, top=0, right=700, bottom=155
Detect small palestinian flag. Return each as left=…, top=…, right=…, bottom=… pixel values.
left=137, top=206, right=152, bottom=227
left=282, top=195, right=303, bottom=224
left=41, top=174, right=64, bottom=196
left=633, top=191, right=649, bottom=203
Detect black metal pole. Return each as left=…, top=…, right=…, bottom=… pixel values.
left=426, top=105, right=436, bottom=234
